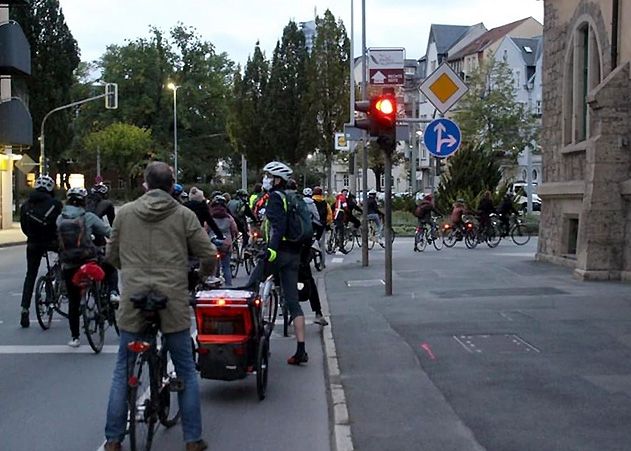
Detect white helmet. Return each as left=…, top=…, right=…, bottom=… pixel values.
left=303, top=187, right=313, bottom=197
left=67, top=187, right=88, bottom=200
left=35, top=175, right=55, bottom=192
left=368, top=189, right=377, bottom=195
left=263, top=161, right=293, bottom=181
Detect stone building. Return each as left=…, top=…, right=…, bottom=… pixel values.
left=537, top=0, right=631, bottom=281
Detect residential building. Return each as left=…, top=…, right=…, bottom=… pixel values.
left=537, top=0, right=631, bottom=281
left=0, top=1, right=32, bottom=229
left=299, top=20, right=316, bottom=53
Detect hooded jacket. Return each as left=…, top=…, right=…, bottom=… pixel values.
left=56, top=204, right=111, bottom=240
left=312, top=194, right=332, bottom=226
left=20, top=190, right=63, bottom=246
left=106, top=189, right=216, bottom=334
left=303, top=196, right=321, bottom=226
left=210, top=203, right=238, bottom=252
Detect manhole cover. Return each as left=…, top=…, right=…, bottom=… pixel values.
left=432, top=287, right=569, bottom=299
left=346, top=279, right=385, bottom=287
left=453, top=334, right=540, bottom=354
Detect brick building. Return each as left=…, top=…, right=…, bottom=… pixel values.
left=537, top=0, right=631, bottom=281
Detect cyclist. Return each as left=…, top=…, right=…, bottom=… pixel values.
left=86, top=183, right=115, bottom=226
left=497, top=194, right=517, bottom=237
left=312, top=186, right=331, bottom=268
left=450, top=198, right=466, bottom=230
left=366, top=189, right=384, bottom=243
left=56, top=187, right=111, bottom=347
left=209, top=195, right=238, bottom=287
left=477, top=190, right=496, bottom=235
left=333, top=188, right=349, bottom=251
left=19, top=175, right=63, bottom=328
left=346, top=192, right=362, bottom=232
left=228, top=188, right=256, bottom=248
left=262, top=161, right=308, bottom=365
left=249, top=182, right=263, bottom=209
left=104, top=162, right=215, bottom=451
left=184, top=187, right=224, bottom=240
left=172, top=183, right=185, bottom=203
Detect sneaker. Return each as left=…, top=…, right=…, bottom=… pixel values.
left=20, top=311, right=29, bottom=328
left=103, top=442, right=122, bottom=451
left=186, top=439, right=208, bottom=451
left=287, top=352, right=309, bottom=365
left=314, top=314, right=329, bottom=326
left=68, top=338, right=80, bottom=348
left=109, top=292, right=121, bottom=307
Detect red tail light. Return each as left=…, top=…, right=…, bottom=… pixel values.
left=466, top=222, right=474, bottom=229
left=128, top=375, right=139, bottom=387
left=254, top=298, right=261, bottom=308
left=443, top=224, right=451, bottom=230
left=127, top=341, right=151, bottom=353
left=197, top=347, right=210, bottom=355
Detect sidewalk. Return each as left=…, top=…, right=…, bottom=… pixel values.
left=0, top=223, right=26, bottom=247
left=323, top=238, right=631, bottom=451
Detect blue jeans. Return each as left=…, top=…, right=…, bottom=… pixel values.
left=367, top=213, right=383, bottom=239
left=221, top=250, right=232, bottom=286
left=105, top=329, right=202, bottom=444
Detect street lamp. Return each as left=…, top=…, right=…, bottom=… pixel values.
left=167, top=82, right=180, bottom=182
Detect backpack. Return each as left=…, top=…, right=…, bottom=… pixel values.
left=24, top=202, right=57, bottom=231
left=280, top=191, right=314, bottom=244
left=57, top=214, right=97, bottom=265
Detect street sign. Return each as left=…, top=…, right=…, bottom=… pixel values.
left=419, top=62, right=468, bottom=114
left=424, top=118, right=462, bottom=158
left=335, top=132, right=350, bottom=151
left=15, top=153, right=37, bottom=174
left=368, top=48, right=405, bottom=86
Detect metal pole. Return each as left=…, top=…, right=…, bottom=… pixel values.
left=97, top=146, right=101, bottom=178
left=241, top=154, right=247, bottom=190
left=526, top=145, right=533, bottom=213
left=349, top=0, right=355, bottom=125
left=361, top=0, right=369, bottom=267
left=173, top=87, right=178, bottom=183
left=384, top=144, right=393, bottom=296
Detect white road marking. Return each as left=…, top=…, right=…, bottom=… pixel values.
left=0, top=345, right=118, bottom=354
left=490, top=252, right=536, bottom=258
left=29, top=319, right=62, bottom=323
left=331, top=258, right=344, bottom=264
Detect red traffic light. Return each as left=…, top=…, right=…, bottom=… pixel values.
left=372, top=94, right=396, bottom=128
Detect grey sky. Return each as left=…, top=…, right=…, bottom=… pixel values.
left=58, top=0, right=544, bottom=66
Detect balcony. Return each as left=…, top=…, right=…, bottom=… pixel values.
left=0, top=97, right=32, bottom=146
left=0, top=21, right=31, bottom=77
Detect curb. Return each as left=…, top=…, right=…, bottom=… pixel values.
left=318, top=275, right=354, bottom=451
left=0, top=240, right=26, bottom=248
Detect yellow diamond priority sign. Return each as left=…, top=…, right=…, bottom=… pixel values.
left=420, top=62, right=468, bottom=114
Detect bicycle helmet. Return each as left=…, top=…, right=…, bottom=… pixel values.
left=368, top=189, right=377, bottom=196
left=236, top=188, right=248, bottom=198
left=303, top=187, right=313, bottom=197
left=67, top=187, right=88, bottom=200
left=263, top=161, right=293, bottom=181
left=173, top=183, right=184, bottom=196
left=180, top=191, right=189, bottom=200
left=91, top=183, right=109, bottom=195
left=212, top=195, right=226, bottom=205
left=341, top=187, right=349, bottom=194
left=34, top=175, right=55, bottom=192
left=313, top=186, right=323, bottom=196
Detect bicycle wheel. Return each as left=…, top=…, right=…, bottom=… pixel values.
left=52, top=264, right=69, bottom=319
left=261, top=281, right=279, bottom=338
left=230, top=243, right=240, bottom=278
left=325, top=231, right=336, bottom=255
left=443, top=229, right=458, bottom=248
left=367, top=221, right=377, bottom=250
left=83, top=284, right=105, bottom=353
left=464, top=230, right=478, bottom=249
left=244, top=254, right=254, bottom=275
left=485, top=226, right=502, bottom=248
left=312, top=249, right=323, bottom=272
left=256, top=336, right=269, bottom=400
left=432, top=228, right=444, bottom=251
left=128, top=355, right=158, bottom=451
left=511, top=223, right=532, bottom=245
left=35, top=276, right=53, bottom=330
left=341, top=229, right=354, bottom=254
left=158, top=348, right=181, bottom=427
left=414, top=228, right=427, bottom=252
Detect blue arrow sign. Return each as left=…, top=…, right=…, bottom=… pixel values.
left=424, top=118, right=462, bottom=158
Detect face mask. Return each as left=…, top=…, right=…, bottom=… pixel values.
left=262, top=175, right=273, bottom=191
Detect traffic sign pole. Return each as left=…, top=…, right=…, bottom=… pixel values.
left=361, top=0, right=369, bottom=268
left=384, top=144, right=393, bottom=296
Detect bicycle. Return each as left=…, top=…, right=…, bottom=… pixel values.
left=72, top=261, right=119, bottom=353
left=230, top=233, right=244, bottom=278
left=126, top=291, right=182, bottom=451
left=476, top=215, right=502, bottom=248
left=356, top=218, right=379, bottom=250
left=443, top=220, right=476, bottom=248
left=414, top=218, right=443, bottom=252
left=34, top=251, right=69, bottom=330
left=503, top=214, right=532, bottom=245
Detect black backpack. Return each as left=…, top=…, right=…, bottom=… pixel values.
left=278, top=191, right=314, bottom=244
left=57, top=213, right=96, bottom=265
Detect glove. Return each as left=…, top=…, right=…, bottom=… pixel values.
left=267, top=248, right=277, bottom=263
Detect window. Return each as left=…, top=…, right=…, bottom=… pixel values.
left=515, top=71, right=521, bottom=88
left=503, top=50, right=508, bottom=61
left=430, top=60, right=437, bottom=72
left=535, top=100, right=542, bottom=116
left=405, top=67, right=416, bottom=75
left=532, top=169, right=538, bottom=181
left=524, top=46, right=533, bottom=54
left=563, top=22, right=602, bottom=145
left=380, top=174, right=385, bottom=188
left=566, top=217, right=579, bottom=255
left=522, top=169, right=528, bottom=180
left=343, top=174, right=349, bottom=187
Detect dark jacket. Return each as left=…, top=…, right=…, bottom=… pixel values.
left=20, top=190, right=63, bottom=246
left=478, top=197, right=496, bottom=216
left=416, top=200, right=437, bottom=222
left=184, top=199, right=224, bottom=239
left=265, top=186, right=301, bottom=254
left=87, top=193, right=116, bottom=225
left=366, top=197, right=381, bottom=216
left=498, top=197, right=517, bottom=216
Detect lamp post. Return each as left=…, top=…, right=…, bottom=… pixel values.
left=167, top=83, right=180, bottom=182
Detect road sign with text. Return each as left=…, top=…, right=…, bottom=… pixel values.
left=419, top=63, right=468, bottom=114
left=368, top=48, right=405, bottom=86
left=424, top=118, right=461, bottom=158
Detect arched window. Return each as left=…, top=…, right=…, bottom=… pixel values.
left=532, top=169, right=538, bottom=181
left=563, top=21, right=602, bottom=146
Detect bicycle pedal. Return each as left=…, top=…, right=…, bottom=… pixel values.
left=169, top=377, right=185, bottom=392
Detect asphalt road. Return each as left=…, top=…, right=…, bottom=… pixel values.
left=326, top=235, right=631, bottom=451
left=0, top=245, right=330, bottom=451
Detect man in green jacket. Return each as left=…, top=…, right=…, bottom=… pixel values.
left=103, top=161, right=216, bottom=451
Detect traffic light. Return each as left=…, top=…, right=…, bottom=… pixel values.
left=105, top=83, right=118, bottom=109
left=353, top=94, right=397, bottom=139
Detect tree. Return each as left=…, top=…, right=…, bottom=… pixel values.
left=305, top=10, right=350, bottom=192
left=12, top=0, right=80, bottom=175
left=83, top=123, right=153, bottom=185
left=454, top=59, right=538, bottom=162
left=435, top=144, right=503, bottom=214
left=264, top=21, right=310, bottom=165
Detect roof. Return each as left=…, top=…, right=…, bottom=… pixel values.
left=511, top=37, right=541, bottom=66
left=448, top=18, right=530, bottom=61
left=430, top=24, right=471, bottom=55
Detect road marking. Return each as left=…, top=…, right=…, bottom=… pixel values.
left=331, top=258, right=344, bottom=264
left=490, top=252, right=536, bottom=258
left=0, top=345, right=118, bottom=354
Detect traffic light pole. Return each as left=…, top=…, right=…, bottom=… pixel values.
left=383, top=142, right=394, bottom=296
left=361, top=0, right=369, bottom=268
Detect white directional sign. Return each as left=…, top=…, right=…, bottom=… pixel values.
left=423, top=118, right=462, bottom=158
left=368, top=47, right=405, bottom=85
left=419, top=62, right=468, bottom=114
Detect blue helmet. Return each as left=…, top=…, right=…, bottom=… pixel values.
left=173, top=183, right=184, bottom=196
